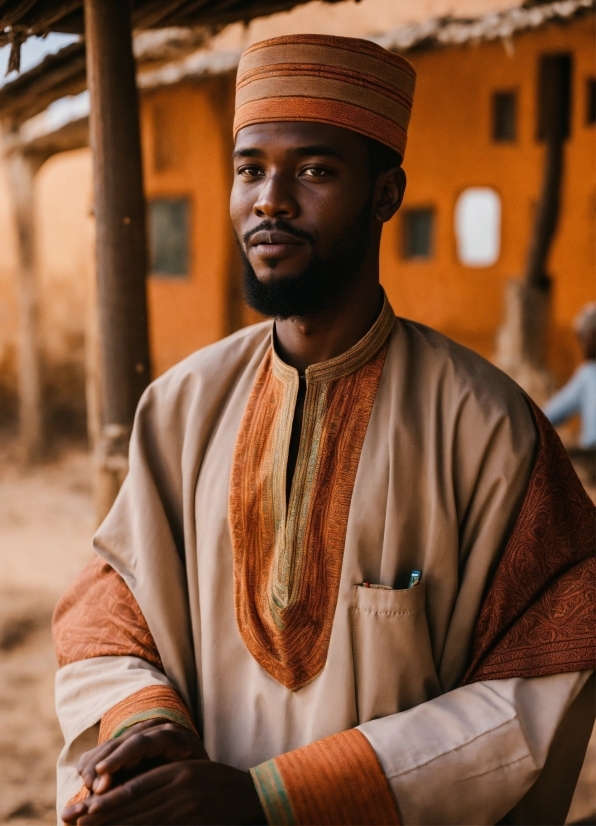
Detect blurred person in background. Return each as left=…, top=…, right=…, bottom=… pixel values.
left=544, top=303, right=596, bottom=448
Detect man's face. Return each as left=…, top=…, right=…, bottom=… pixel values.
left=230, top=121, right=378, bottom=319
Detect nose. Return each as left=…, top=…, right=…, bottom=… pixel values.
left=253, top=171, right=298, bottom=219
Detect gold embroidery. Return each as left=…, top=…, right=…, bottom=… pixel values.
left=230, top=296, right=394, bottom=689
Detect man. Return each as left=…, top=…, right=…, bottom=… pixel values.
left=56, top=35, right=594, bottom=825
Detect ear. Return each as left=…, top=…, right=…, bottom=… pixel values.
left=373, top=166, right=406, bottom=223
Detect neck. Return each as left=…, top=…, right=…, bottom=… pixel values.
left=273, top=265, right=382, bottom=375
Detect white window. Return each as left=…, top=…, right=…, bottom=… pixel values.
left=454, top=188, right=501, bottom=267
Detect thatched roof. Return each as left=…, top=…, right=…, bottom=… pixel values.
left=0, top=25, right=213, bottom=124
left=376, top=0, right=594, bottom=52
left=136, top=0, right=594, bottom=92
left=0, top=0, right=593, bottom=130
left=0, top=0, right=343, bottom=51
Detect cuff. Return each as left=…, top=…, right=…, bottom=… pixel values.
left=63, top=685, right=196, bottom=816
left=250, top=728, right=401, bottom=825
left=99, top=684, right=197, bottom=743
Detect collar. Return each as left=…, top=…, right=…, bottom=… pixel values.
left=271, top=291, right=395, bottom=385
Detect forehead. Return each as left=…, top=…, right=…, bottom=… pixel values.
left=234, top=121, right=368, bottom=159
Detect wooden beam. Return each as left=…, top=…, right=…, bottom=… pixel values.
left=84, top=0, right=151, bottom=506
left=0, top=42, right=86, bottom=127
left=19, top=0, right=81, bottom=31
left=4, top=147, right=45, bottom=461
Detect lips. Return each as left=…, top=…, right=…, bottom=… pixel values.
left=249, top=229, right=306, bottom=258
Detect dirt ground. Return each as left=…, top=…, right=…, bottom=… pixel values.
left=0, top=436, right=593, bottom=825
left=0, top=439, right=94, bottom=825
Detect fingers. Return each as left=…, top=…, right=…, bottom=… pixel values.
left=78, top=741, right=120, bottom=790
left=77, top=720, right=166, bottom=790
left=61, top=800, right=89, bottom=824
left=92, top=723, right=200, bottom=784
left=75, top=763, right=179, bottom=824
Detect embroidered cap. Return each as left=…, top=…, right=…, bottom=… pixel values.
left=233, top=34, right=416, bottom=161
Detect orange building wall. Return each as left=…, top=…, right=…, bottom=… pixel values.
left=381, top=14, right=595, bottom=384
left=141, top=15, right=595, bottom=386
left=141, top=79, right=237, bottom=378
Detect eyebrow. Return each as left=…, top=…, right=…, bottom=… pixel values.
left=233, top=147, right=265, bottom=159
left=233, top=144, right=345, bottom=160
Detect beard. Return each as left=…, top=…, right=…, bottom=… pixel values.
left=238, top=201, right=373, bottom=320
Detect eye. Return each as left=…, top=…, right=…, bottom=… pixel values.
left=237, top=165, right=263, bottom=179
left=300, top=166, right=331, bottom=179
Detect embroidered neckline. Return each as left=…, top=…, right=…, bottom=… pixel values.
left=230, top=293, right=394, bottom=690
left=271, top=291, right=395, bottom=385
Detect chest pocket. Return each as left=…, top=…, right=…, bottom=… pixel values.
left=352, top=583, right=441, bottom=724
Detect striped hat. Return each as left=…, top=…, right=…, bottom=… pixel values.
left=233, top=34, right=416, bottom=161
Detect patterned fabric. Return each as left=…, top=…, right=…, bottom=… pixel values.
left=251, top=728, right=401, bottom=825
left=99, top=684, right=197, bottom=742
left=233, top=35, right=416, bottom=160
left=52, top=556, right=162, bottom=669
left=230, top=298, right=395, bottom=691
left=463, top=401, right=596, bottom=683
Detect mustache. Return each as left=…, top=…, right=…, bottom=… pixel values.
left=242, top=220, right=315, bottom=246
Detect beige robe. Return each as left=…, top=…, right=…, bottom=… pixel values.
left=55, top=305, right=592, bottom=823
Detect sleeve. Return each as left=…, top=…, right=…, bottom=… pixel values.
left=357, top=671, right=593, bottom=826
left=543, top=370, right=583, bottom=426
left=55, top=656, right=189, bottom=815
left=249, top=671, right=592, bottom=826
left=53, top=558, right=196, bottom=816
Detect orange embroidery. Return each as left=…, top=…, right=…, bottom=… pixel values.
left=53, top=557, right=161, bottom=669
left=463, top=402, right=596, bottom=684
left=251, top=728, right=401, bottom=825
left=230, top=298, right=394, bottom=690
left=64, top=784, right=90, bottom=809
left=99, top=684, right=196, bottom=743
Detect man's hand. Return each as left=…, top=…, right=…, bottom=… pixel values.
left=61, top=760, right=265, bottom=825
left=74, top=719, right=208, bottom=796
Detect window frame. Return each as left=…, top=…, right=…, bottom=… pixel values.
left=147, top=194, right=192, bottom=279
left=401, top=206, right=436, bottom=261
left=492, top=89, right=518, bottom=143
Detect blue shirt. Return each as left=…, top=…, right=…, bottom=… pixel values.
left=544, top=361, right=596, bottom=447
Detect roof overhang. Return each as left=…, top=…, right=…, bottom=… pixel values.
left=0, top=0, right=344, bottom=47
left=1, top=0, right=593, bottom=149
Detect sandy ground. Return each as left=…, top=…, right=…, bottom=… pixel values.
left=0, top=437, right=593, bottom=825
left=0, top=441, right=94, bottom=825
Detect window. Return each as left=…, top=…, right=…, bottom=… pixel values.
left=492, top=91, right=517, bottom=142
left=455, top=188, right=501, bottom=267
left=537, top=53, right=572, bottom=140
left=402, top=208, right=435, bottom=259
left=149, top=197, right=190, bottom=277
left=587, top=78, right=596, bottom=125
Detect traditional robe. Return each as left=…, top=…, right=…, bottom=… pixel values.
left=54, top=296, right=595, bottom=824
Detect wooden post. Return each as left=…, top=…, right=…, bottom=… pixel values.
left=495, top=54, right=570, bottom=404
left=524, top=54, right=570, bottom=291
left=84, top=0, right=151, bottom=515
left=4, top=148, right=45, bottom=462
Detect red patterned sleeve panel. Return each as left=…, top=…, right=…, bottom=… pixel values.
left=463, top=401, right=596, bottom=684
left=52, top=556, right=162, bottom=670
